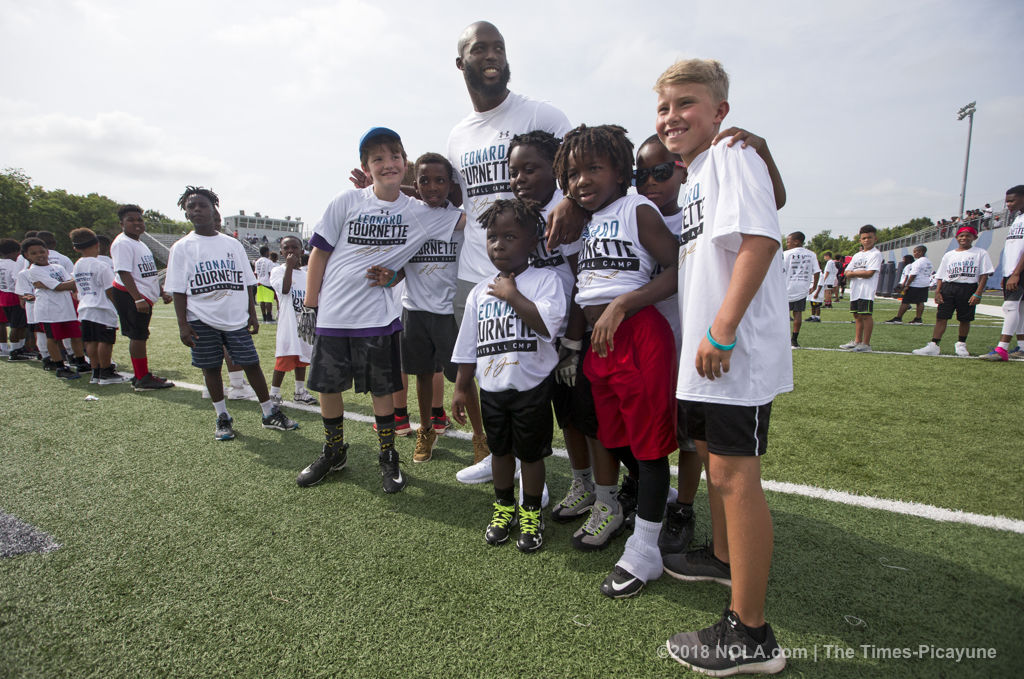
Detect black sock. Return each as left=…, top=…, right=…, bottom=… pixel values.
left=791, top=331, right=799, bottom=341
left=495, top=486, right=515, bottom=506
left=738, top=617, right=768, bottom=644
left=92, top=368, right=101, bottom=379
left=323, top=415, right=344, bottom=451
left=958, top=335, right=968, bottom=343
left=375, top=413, right=396, bottom=452
left=394, top=406, right=408, bottom=418
left=431, top=406, right=445, bottom=418
left=931, top=338, right=941, bottom=345
left=636, top=457, right=670, bottom=523
left=609, top=446, right=639, bottom=478
left=522, top=493, right=541, bottom=510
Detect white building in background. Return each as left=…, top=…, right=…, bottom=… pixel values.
left=222, top=210, right=306, bottom=243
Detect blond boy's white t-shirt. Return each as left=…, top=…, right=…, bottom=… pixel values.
left=675, top=142, right=792, bottom=406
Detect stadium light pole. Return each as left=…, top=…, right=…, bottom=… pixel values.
left=957, top=101, right=976, bottom=220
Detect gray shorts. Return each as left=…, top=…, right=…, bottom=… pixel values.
left=308, top=332, right=402, bottom=396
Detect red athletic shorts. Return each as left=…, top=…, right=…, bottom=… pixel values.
left=275, top=355, right=309, bottom=372
left=43, top=320, right=83, bottom=341
left=583, top=305, right=678, bottom=460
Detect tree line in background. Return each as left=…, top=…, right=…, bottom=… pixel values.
left=1, top=166, right=934, bottom=260
left=0, top=168, right=190, bottom=251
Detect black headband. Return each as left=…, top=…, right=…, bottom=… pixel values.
left=72, top=237, right=99, bottom=249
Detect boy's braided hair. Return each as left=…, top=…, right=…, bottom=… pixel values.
left=509, top=130, right=561, bottom=165
left=478, top=198, right=545, bottom=239
left=177, top=186, right=220, bottom=210
left=552, top=124, right=634, bottom=198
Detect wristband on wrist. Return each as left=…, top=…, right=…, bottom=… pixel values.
left=385, top=271, right=398, bottom=288
left=560, top=338, right=582, bottom=351
left=706, top=327, right=736, bottom=351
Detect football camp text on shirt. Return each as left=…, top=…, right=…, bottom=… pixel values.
left=579, top=219, right=641, bottom=273
left=457, top=142, right=511, bottom=198
left=475, top=296, right=539, bottom=359
left=188, top=254, right=248, bottom=295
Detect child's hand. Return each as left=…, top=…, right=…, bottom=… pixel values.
left=1007, top=273, right=1020, bottom=292
left=934, top=291, right=944, bottom=305
left=451, top=390, right=468, bottom=426
left=349, top=168, right=372, bottom=189
left=248, top=311, right=260, bottom=335
left=696, top=332, right=733, bottom=381
left=487, top=273, right=518, bottom=301
left=285, top=253, right=302, bottom=269
left=179, top=322, right=199, bottom=348
left=366, top=265, right=395, bottom=287
left=160, top=291, right=173, bottom=304
left=590, top=300, right=626, bottom=358
left=21, top=294, right=35, bottom=303
left=712, top=127, right=765, bottom=152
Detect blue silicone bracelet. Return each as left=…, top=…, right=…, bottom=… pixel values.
left=706, top=327, right=736, bottom=351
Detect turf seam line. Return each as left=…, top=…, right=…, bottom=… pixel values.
left=169, top=379, right=1024, bottom=534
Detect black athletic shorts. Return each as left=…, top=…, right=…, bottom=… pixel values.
left=110, top=287, right=152, bottom=341
left=81, top=319, right=117, bottom=344
left=850, top=299, right=873, bottom=315
left=480, top=376, right=554, bottom=463
left=400, top=308, right=458, bottom=381
left=936, top=282, right=978, bottom=322
left=308, top=332, right=402, bottom=396
left=1003, top=278, right=1023, bottom=302
left=902, top=286, right=928, bottom=305
left=2, top=305, right=26, bottom=328
left=677, top=399, right=773, bottom=457
left=788, top=298, right=807, bottom=313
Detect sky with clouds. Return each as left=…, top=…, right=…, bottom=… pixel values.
left=1, top=0, right=1020, bottom=237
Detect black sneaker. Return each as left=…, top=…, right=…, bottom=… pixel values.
left=666, top=609, right=786, bottom=676
left=617, top=475, right=638, bottom=531
left=600, top=565, right=645, bottom=599
left=663, top=544, right=732, bottom=586
left=73, top=359, right=91, bottom=373
left=659, top=502, right=695, bottom=554
left=8, top=349, right=32, bottom=362
left=97, top=367, right=129, bottom=385
left=378, top=447, right=406, bottom=493
left=262, top=407, right=299, bottom=431
left=55, top=365, right=80, bottom=380
left=516, top=505, right=544, bottom=553
left=883, top=317, right=902, bottom=324
left=42, top=358, right=61, bottom=371
left=214, top=413, right=236, bottom=441
left=909, top=318, right=923, bottom=325
left=134, top=373, right=174, bottom=391
left=296, top=444, right=348, bottom=487
left=485, top=502, right=518, bottom=546
left=790, top=338, right=800, bottom=349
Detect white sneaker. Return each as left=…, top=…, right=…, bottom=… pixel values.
left=227, top=383, right=257, bottom=400
left=954, top=341, right=970, bottom=358
left=518, top=475, right=550, bottom=509
left=853, top=343, right=872, bottom=352
left=839, top=341, right=858, bottom=350
left=456, top=454, right=493, bottom=484
left=912, top=342, right=940, bottom=356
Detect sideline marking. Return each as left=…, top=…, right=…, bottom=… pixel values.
left=171, top=379, right=1024, bottom=535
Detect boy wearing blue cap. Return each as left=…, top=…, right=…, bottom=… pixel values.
left=298, top=127, right=464, bottom=494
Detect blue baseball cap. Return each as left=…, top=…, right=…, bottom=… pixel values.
left=359, top=127, right=402, bottom=154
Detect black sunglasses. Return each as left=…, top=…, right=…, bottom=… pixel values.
left=634, top=161, right=684, bottom=185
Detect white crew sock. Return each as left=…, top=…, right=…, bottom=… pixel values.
left=615, top=517, right=664, bottom=582
left=294, top=380, right=306, bottom=392
left=259, top=400, right=274, bottom=417
left=270, top=385, right=281, bottom=397
left=213, top=400, right=229, bottom=417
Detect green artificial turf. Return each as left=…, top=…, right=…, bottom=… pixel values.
left=1, top=306, right=1022, bottom=678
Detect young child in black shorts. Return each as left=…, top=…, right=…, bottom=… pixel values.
left=452, top=199, right=567, bottom=552
left=71, top=228, right=126, bottom=384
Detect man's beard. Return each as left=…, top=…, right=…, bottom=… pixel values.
left=464, top=63, right=511, bottom=98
